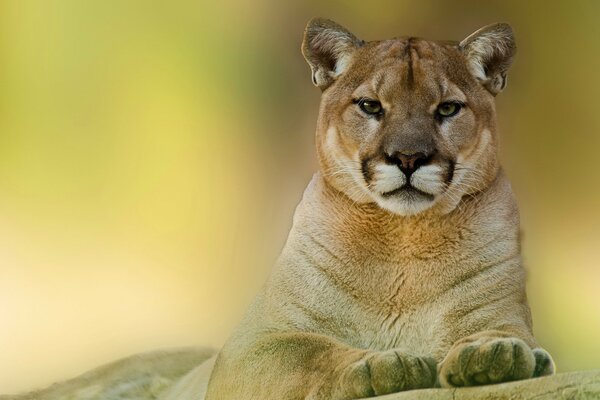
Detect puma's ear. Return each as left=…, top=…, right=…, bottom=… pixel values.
left=459, top=23, right=516, bottom=96
left=301, top=18, right=364, bottom=90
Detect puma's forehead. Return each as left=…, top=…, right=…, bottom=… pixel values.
left=357, top=37, right=458, bottom=65
left=338, top=37, right=480, bottom=102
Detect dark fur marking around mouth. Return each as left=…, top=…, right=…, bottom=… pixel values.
left=446, top=160, right=455, bottom=185
left=361, top=158, right=372, bottom=182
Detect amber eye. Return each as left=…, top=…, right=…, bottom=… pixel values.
left=436, top=102, right=463, bottom=118
left=357, top=99, right=383, bottom=115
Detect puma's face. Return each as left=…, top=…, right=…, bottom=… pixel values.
left=303, top=19, right=516, bottom=215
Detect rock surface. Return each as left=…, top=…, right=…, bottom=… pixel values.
left=367, top=370, right=600, bottom=400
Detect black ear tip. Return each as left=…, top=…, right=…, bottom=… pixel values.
left=305, top=17, right=339, bottom=32
left=485, top=22, right=515, bottom=39
left=497, top=23, right=515, bottom=36
left=491, top=22, right=513, bottom=30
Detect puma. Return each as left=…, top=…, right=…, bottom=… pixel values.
left=204, top=18, right=555, bottom=399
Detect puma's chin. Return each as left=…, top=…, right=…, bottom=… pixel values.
left=374, top=186, right=437, bottom=216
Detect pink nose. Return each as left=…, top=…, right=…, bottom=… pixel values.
left=387, top=151, right=428, bottom=175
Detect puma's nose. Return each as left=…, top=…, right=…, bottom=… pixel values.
left=386, top=151, right=429, bottom=176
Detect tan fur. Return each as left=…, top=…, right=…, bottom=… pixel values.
left=205, top=19, right=554, bottom=399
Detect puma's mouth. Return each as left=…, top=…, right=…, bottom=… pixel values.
left=381, top=185, right=435, bottom=201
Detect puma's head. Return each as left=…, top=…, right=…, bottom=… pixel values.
left=302, top=18, right=516, bottom=215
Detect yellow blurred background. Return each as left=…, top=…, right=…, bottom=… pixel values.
left=1, top=0, right=599, bottom=394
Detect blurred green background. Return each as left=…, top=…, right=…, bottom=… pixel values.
left=1, top=0, right=599, bottom=393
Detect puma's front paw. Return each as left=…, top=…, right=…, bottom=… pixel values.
left=333, top=350, right=437, bottom=398
left=438, top=337, right=536, bottom=387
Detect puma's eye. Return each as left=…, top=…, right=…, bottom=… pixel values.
left=436, top=102, right=463, bottom=118
left=357, top=99, right=383, bottom=116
